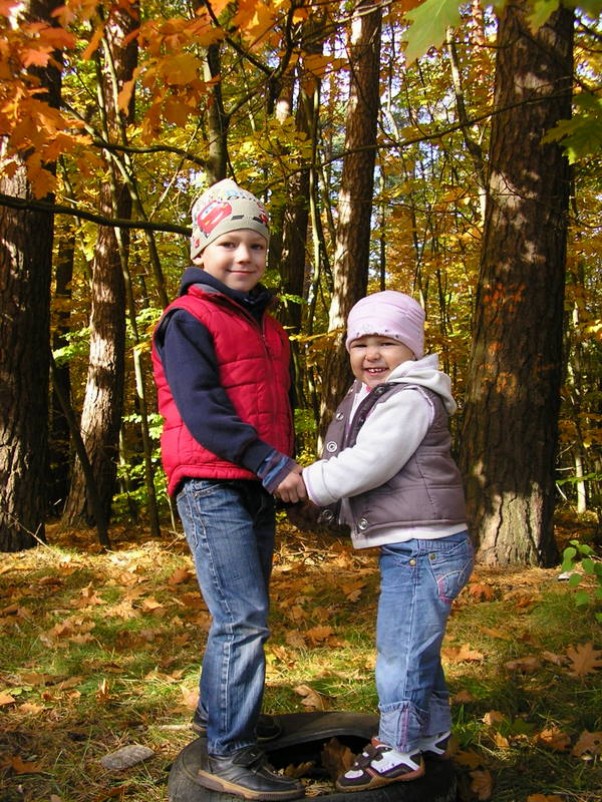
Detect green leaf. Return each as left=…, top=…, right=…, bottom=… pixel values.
left=527, top=0, right=561, bottom=29
left=404, top=0, right=462, bottom=65
left=542, top=93, right=602, bottom=163
left=561, top=546, right=577, bottom=571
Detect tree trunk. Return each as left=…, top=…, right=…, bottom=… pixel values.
left=48, top=225, right=75, bottom=515
left=0, top=0, right=62, bottom=551
left=319, top=0, right=382, bottom=437
left=63, top=0, right=137, bottom=527
left=460, top=2, right=574, bottom=566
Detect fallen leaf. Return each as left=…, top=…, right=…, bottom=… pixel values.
left=284, top=631, right=307, bottom=649
left=0, top=754, right=44, bottom=774
left=479, top=626, right=512, bottom=640
left=467, top=582, right=496, bottom=601
left=18, top=702, right=45, bottom=715
left=320, top=737, right=355, bottom=780
left=536, top=726, right=571, bottom=751
left=442, top=644, right=485, bottom=663
left=541, top=650, right=568, bottom=667
left=294, top=684, right=331, bottom=711
left=305, top=625, right=334, bottom=644
left=470, top=768, right=493, bottom=800
left=482, top=710, right=505, bottom=726
left=527, top=795, right=564, bottom=802
left=451, top=689, right=475, bottom=704
left=571, top=730, right=602, bottom=757
left=565, top=642, right=602, bottom=677
left=492, top=731, right=510, bottom=748
left=504, top=656, right=540, bottom=673
left=168, top=567, right=193, bottom=585
left=453, top=749, right=483, bottom=769
left=0, top=691, right=16, bottom=705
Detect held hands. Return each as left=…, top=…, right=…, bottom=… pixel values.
left=274, top=464, right=307, bottom=505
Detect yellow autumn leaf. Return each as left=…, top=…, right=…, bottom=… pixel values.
left=159, top=54, right=201, bottom=86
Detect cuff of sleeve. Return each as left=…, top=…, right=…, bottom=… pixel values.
left=257, top=451, right=297, bottom=494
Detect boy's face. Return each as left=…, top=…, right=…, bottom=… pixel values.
left=349, top=335, right=414, bottom=389
left=199, top=229, right=268, bottom=293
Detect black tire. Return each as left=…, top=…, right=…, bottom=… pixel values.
left=168, top=712, right=456, bottom=802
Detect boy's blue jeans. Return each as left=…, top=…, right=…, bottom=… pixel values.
left=176, top=478, right=276, bottom=756
left=376, top=531, right=474, bottom=752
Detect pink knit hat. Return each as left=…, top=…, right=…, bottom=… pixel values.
left=190, top=179, right=270, bottom=260
left=345, top=291, right=425, bottom=358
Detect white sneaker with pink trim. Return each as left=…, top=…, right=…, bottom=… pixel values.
left=335, top=738, right=425, bottom=792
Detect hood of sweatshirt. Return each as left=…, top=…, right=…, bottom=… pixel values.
left=386, top=354, right=457, bottom=414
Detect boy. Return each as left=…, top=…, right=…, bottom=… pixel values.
left=152, top=179, right=305, bottom=801
left=295, top=291, right=474, bottom=792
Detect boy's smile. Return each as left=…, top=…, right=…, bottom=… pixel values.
left=200, top=230, right=268, bottom=293
left=349, top=335, right=415, bottom=388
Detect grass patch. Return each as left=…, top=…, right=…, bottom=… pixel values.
left=0, top=518, right=600, bottom=802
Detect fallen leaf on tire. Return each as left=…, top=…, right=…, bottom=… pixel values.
left=99, top=744, right=154, bottom=770
left=320, top=737, right=355, bottom=780
left=470, top=768, right=493, bottom=800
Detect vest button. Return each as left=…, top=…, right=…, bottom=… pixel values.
left=326, top=441, right=338, bottom=453
left=358, top=518, right=368, bottom=531
left=409, top=558, right=417, bottom=566
left=319, top=510, right=335, bottom=524
left=335, top=412, right=344, bottom=420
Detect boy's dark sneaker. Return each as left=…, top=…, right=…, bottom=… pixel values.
left=197, top=744, right=305, bottom=801
left=335, top=738, right=424, bottom=792
left=191, top=711, right=282, bottom=743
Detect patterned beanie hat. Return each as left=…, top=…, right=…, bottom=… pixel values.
left=190, top=179, right=270, bottom=260
left=345, top=290, right=425, bottom=358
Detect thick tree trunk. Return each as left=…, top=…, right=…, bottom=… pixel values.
left=319, top=0, right=382, bottom=437
left=460, top=2, right=574, bottom=566
left=0, top=0, right=62, bottom=551
left=0, top=157, right=54, bottom=551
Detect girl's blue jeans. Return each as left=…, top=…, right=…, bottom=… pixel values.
left=176, top=478, right=276, bottom=756
left=376, top=531, right=474, bottom=752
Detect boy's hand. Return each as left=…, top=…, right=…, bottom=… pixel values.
left=274, top=467, right=307, bottom=504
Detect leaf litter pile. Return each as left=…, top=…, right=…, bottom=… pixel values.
left=0, top=519, right=600, bottom=802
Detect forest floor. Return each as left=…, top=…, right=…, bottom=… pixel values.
left=0, top=511, right=600, bottom=802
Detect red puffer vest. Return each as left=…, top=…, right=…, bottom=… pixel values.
left=152, top=286, right=293, bottom=496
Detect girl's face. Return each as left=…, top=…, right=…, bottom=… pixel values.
left=200, top=229, right=267, bottom=293
left=349, top=335, right=414, bottom=388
